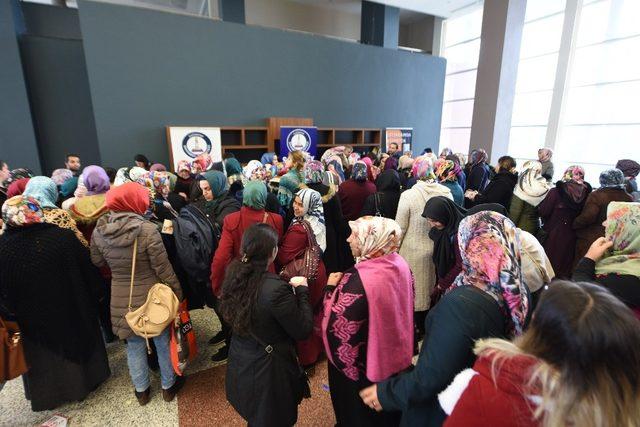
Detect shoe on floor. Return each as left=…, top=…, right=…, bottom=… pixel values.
left=135, top=387, right=151, bottom=406
left=208, top=331, right=226, bottom=345
left=210, top=345, right=229, bottom=363
left=162, top=376, right=186, bottom=402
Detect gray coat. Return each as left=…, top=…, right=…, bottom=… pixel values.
left=90, top=211, right=182, bottom=339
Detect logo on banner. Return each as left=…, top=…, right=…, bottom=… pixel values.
left=286, top=129, right=312, bottom=153
left=182, top=132, right=212, bottom=158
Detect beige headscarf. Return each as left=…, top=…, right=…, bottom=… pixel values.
left=513, top=160, right=551, bottom=207
left=348, top=216, right=402, bottom=263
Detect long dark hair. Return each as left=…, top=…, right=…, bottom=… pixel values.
left=220, top=223, right=279, bottom=335
left=476, top=280, right=640, bottom=425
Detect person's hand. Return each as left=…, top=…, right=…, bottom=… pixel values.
left=289, top=277, right=308, bottom=288
left=327, top=272, right=343, bottom=286
left=359, top=384, right=382, bottom=412
left=585, top=237, right=614, bottom=262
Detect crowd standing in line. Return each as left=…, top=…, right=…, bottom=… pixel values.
left=0, top=146, right=639, bottom=426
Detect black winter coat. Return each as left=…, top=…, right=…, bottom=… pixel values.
left=226, top=273, right=313, bottom=427
left=377, top=286, right=508, bottom=427
left=572, top=258, right=640, bottom=311
left=473, top=171, right=518, bottom=210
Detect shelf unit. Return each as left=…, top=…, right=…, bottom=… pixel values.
left=219, top=126, right=269, bottom=164
left=316, top=128, right=382, bottom=159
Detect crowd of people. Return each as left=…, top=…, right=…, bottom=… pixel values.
left=0, top=144, right=639, bottom=426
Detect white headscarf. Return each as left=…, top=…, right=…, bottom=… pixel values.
left=513, top=161, right=551, bottom=207
left=296, top=188, right=326, bottom=252
left=243, top=160, right=264, bottom=180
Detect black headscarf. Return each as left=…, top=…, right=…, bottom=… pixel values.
left=375, top=170, right=401, bottom=219
left=422, top=196, right=467, bottom=279
left=466, top=203, right=508, bottom=216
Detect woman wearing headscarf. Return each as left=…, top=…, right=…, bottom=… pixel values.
left=396, top=156, right=452, bottom=322
left=59, top=175, right=79, bottom=201
left=421, top=196, right=466, bottom=307
left=174, top=160, right=194, bottom=199
left=149, top=163, right=166, bottom=172
left=148, top=171, right=186, bottom=221
left=339, top=161, right=377, bottom=222
left=398, top=155, right=415, bottom=190
left=279, top=173, right=302, bottom=228
left=209, top=181, right=284, bottom=362
left=194, top=170, right=241, bottom=229
left=91, top=182, right=184, bottom=404
left=324, top=159, right=345, bottom=186
left=305, top=160, right=349, bottom=273
left=465, top=149, right=491, bottom=193
left=446, top=154, right=467, bottom=192
left=6, top=178, right=30, bottom=198
left=361, top=211, right=530, bottom=426
left=573, top=202, right=640, bottom=318
left=573, top=168, right=632, bottom=263
left=68, top=165, right=111, bottom=242
left=24, top=176, right=88, bottom=246
left=537, top=148, right=554, bottom=182
left=360, top=156, right=378, bottom=182
left=192, top=153, right=213, bottom=174
left=537, top=166, right=592, bottom=278
left=434, top=159, right=464, bottom=206
left=616, top=159, right=640, bottom=201
left=51, top=168, right=74, bottom=187
left=323, top=216, right=414, bottom=426
left=0, top=196, right=110, bottom=410
left=467, top=156, right=518, bottom=210
left=276, top=188, right=327, bottom=368
left=383, top=156, right=398, bottom=172
left=509, top=160, right=551, bottom=234
left=225, top=157, right=244, bottom=199
left=360, top=169, right=402, bottom=219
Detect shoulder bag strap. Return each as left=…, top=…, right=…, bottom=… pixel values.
left=249, top=332, right=304, bottom=376
left=262, top=212, right=269, bottom=224
left=127, top=237, right=138, bottom=312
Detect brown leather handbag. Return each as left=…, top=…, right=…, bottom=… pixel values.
left=280, top=220, right=322, bottom=285
left=0, top=317, right=28, bottom=381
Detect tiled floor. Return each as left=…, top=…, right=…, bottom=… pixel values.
left=0, top=309, right=336, bottom=426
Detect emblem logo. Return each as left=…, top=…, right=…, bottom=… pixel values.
left=182, top=132, right=212, bottom=158
left=286, top=129, right=312, bottom=152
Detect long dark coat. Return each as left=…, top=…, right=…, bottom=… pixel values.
left=226, top=273, right=313, bottom=427
left=0, top=224, right=110, bottom=411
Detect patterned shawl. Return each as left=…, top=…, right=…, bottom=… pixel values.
left=513, top=160, right=551, bottom=207
left=2, top=195, right=44, bottom=227
left=453, top=211, right=529, bottom=336
left=411, top=156, right=436, bottom=182
left=304, top=160, right=325, bottom=184
left=595, top=202, right=640, bottom=277
left=24, top=176, right=58, bottom=209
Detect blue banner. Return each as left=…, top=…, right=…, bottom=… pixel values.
left=280, top=126, right=318, bottom=158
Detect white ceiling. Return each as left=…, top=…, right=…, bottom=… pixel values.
left=288, top=0, right=481, bottom=18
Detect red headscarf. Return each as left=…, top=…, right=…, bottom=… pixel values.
left=105, top=182, right=150, bottom=215
left=7, top=178, right=30, bottom=198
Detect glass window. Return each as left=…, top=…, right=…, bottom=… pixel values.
left=524, top=0, right=566, bottom=22
left=439, top=4, right=484, bottom=155
left=515, top=53, right=559, bottom=93
left=519, top=13, right=564, bottom=59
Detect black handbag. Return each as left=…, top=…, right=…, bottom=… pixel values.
left=250, top=332, right=311, bottom=400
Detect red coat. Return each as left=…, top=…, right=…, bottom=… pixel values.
left=276, top=221, right=327, bottom=366
left=443, top=352, right=541, bottom=427
left=210, top=206, right=283, bottom=296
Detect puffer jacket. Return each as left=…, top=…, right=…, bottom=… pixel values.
left=90, top=211, right=182, bottom=339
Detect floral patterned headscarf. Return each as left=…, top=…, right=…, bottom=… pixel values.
left=562, top=165, right=585, bottom=184
left=24, top=176, right=58, bottom=209
left=398, top=155, right=414, bottom=171
left=453, top=211, right=528, bottom=337
left=348, top=216, right=402, bottom=263
left=192, top=153, right=213, bottom=174
left=351, top=161, right=368, bottom=182
left=2, top=195, right=44, bottom=228
left=243, top=160, right=267, bottom=182
left=411, top=156, right=436, bottom=182
left=434, top=159, right=461, bottom=182
left=595, top=202, right=640, bottom=277
left=304, top=160, right=325, bottom=184
left=149, top=171, right=171, bottom=198
left=51, top=168, right=73, bottom=186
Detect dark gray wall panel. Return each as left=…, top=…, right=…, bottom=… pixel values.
left=0, top=0, right=41, bottom=174
left=78, top=0, right=445, bottom=167
left=19, top=36, right=101, bottom=173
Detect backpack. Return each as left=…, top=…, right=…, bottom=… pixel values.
left=172, top=205, right=217, bottom=285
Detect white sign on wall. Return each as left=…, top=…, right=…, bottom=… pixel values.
left=166, top=126, right=222, bottom=172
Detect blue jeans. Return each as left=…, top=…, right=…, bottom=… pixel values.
left=126, top=328, right=176, bottom=392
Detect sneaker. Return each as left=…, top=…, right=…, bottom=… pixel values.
left=135, top=387, right=151, bottom=406
left=210, top=345, right=229, bottom=363
left=162, top=376, right=186, bottom=402
left=208, top=331, right=226, bottom=346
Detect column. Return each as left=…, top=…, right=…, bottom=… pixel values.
left=218, top=0, right=245, bottom=24
left=360, top=0, right=399, bottom=49
left=469, top=0, right=527, bottom=164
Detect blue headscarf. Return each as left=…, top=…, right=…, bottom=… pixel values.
left=202, top=170, right=228, bottom=198
left=60, top=176, right=79, bottom=198
left=261, top=152, right=276, bottom=165
left=23, top=176, right=58, bottom=209
left=328, top=160, right=346, bottom=182
left=278, top=174, right=300, bottom=207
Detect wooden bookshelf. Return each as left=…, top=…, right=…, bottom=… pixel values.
left=219, top=126, right=269, bottom=163
left=315, top=128, right=382, bottom=159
